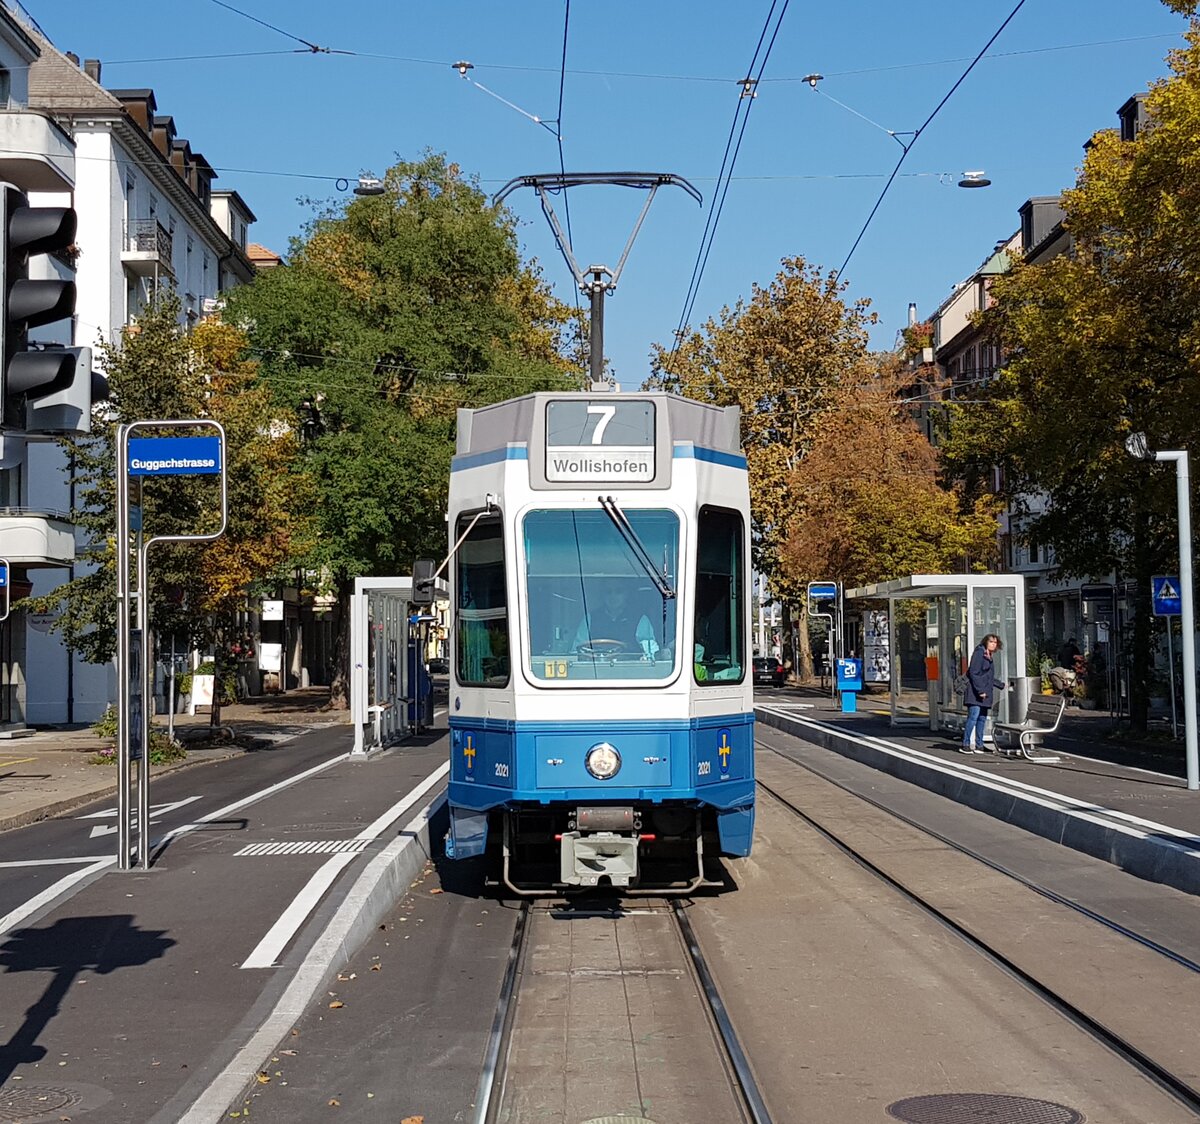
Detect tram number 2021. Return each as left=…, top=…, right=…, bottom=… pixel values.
left=494, top=763, right=510, bottom=779
left=697, top=761, right=712, bottom=776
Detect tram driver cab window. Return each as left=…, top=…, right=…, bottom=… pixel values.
left=693, top=506, right=745, bottom=683
left=455, top=514, right=510, bottom=686
left=523, top=508, right=679, bottom=682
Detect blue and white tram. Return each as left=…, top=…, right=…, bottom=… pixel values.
left=444, top=391, right=753, bottom=893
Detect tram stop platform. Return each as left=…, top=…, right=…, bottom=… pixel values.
left=756, top=688, right=1200, bottom=898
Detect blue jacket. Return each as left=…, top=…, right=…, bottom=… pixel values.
left=965, top=643, right=1004, bottom=709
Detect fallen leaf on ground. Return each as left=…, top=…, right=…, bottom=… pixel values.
left=429, top=888, right=443, bottom=895
left=401, top=1117, right=424, bottom=1124
left=328, top=1098, right=340, bottom=1107
left=328, top=1000, right=344, bottom=1009
left=256, top=1073, right=271, bottom=1084
left=370, top=963, right=381, bottom=971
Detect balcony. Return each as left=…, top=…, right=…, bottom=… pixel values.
left=0, top=508, right=75, bottom=567
left=121, top=220, right=174, bottom=278
left=0, top=111, right=75, bottom=191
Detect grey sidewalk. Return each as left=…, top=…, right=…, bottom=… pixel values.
left=0, top=688, right=351, bottom=834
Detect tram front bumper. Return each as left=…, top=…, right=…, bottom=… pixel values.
left=559, top=830, right=639, bottom=888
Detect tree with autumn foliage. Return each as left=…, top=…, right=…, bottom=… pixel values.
left=25, top=294, right=313, bottom=729
left=783, top=356, right=998, bottom=589
left=224, top=153, right=585, bottom=706
left=650, top=256, right=877, bottom=674
left=940, top=22, right=1200, bottom=729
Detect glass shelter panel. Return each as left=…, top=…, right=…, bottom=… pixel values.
left=973, top=586, right=1018, bottom=722
left=523, top=508, right=679, bottom=683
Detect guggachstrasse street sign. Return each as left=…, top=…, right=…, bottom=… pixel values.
left=127, top=435, right=222, bottom=476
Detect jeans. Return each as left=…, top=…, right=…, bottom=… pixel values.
left=963, top=705, right=989, bottom=748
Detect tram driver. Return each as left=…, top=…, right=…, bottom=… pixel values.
left=573, top=582, right=660, bottom=660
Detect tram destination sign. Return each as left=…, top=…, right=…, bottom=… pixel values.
left=128, top=435, right=222, bottom=476
left=544, top=399, right=655, bottom=483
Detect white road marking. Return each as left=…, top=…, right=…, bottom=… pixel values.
left=0, top=753, right=353, bottom=940
left=155, top=751, right=352, bottom=846
left=239, top=760, right=449, bottom=969
left=0, top=857, right=114, bottom=937
left=0, top=856, right=112, bottom=869
left=758, top=706, right=1200, bottom=851
left=79, top=796, right=204, bottom=838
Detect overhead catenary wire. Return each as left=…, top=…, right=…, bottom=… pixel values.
left=837, top=0, right=1028, bottom=278
left=205, top=0, right=351, bottom=54
left=94, top=32, right=1179, bottom=81
left=670, top=0, right=791, bottom=359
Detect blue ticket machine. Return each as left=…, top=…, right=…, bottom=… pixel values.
left=836, top=657, right=864, bottom=713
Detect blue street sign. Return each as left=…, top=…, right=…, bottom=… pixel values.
left=1153, top=575, right=1182, bottom=616
left=0, top=560, right=8, bottom=588
left=0, top=558, right=8, bottom=623
left=809, top=581, right=838, bottom=601
left=128, top=435, right=222, bottom=476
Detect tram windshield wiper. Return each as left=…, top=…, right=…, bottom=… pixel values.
left=598, top=495, right=675, bottom=600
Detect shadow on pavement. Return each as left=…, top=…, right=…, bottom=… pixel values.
left=0, top=915, right=174, bottom=1086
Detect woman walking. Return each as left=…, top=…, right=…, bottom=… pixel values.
left=962, top=633, right=1005, bottom=753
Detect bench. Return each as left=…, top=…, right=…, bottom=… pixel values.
left=993, top=693, right=1067, bottom=762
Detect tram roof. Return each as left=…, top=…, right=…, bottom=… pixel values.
left=456, top=391, right=742, bottom=458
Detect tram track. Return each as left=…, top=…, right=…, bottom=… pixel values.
left=756, top=757, right=1200, bottom=1119
left=760, top=738, right=1200, bottom=977
left=472, top=896, right=772, bottom=1124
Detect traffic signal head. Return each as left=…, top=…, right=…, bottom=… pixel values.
left=1, top=183, right=78, bottom=427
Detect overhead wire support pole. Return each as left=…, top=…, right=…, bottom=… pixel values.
left=493, top=172, right=701, bottom=387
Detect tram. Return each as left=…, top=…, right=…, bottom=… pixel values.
left=443, top=391, right=754, bottom=893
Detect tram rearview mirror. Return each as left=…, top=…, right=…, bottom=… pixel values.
left=411, top=558, right=436, bottom=605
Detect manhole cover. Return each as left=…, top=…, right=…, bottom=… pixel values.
left=887, top=1093, right=1085, bottom=1124
left=0, top=1084, right=82, bottom=1122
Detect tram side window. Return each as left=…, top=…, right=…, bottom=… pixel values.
left=693, top=506, right=745, bottom=684
left=456, top=515, right=510, bottom=686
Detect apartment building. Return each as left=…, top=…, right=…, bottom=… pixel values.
left=0, top=9, right=257, bottom=726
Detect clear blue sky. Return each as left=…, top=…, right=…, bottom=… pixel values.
left=38, top=1, right=1192, bottom=384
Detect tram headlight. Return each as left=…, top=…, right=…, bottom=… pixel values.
left=585, top=742, right=622, bottom=780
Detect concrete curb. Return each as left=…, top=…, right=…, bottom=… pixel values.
left=757, top=706, right=1200, bottom=897
left=172, top=792, right=445, bottom=1124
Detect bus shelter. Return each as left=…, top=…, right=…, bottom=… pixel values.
left=844, top=574, right=1027, bottom=733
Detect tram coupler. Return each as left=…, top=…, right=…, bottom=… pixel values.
left=559, top=805, right=640, bottom=888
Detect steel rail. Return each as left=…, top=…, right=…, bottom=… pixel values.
left=756, top=774, right=1200, bottom=1117
left=472, top=901, right=530, bottom=1124
left=671, top=900, right=774, bottom=1124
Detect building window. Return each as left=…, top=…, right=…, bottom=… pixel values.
left=0, top=69, right=11, bottom=106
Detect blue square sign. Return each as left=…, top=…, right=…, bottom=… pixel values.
left=1152, top=575, right=1182, bottom=616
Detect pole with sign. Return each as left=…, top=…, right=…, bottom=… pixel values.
left=116, top=420, right=227, bottom=870
left=1154, top=576, right=1183, bottom=739
left=0, top=558, right=8, bottom=623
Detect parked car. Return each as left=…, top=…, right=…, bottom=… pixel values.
left=752, top=656, right=786, bottom=687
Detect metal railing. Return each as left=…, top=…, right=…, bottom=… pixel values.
left=123, top=219, right=172, bottom=261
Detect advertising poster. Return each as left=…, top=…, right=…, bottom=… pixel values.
left=863, top=610, right=891, bottom=684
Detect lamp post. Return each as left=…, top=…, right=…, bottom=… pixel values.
left=1126, top=433, right=1198, bottom=790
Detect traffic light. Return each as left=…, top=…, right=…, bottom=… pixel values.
left=25, top=345, right=109, bottom=434
left=1, top=183, right=77, bottom=428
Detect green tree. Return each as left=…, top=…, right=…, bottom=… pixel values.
left=940, top=26, right=1200, bottom=728
left=27, top=295, right=313, bottom=728
left=224, top=153, right=584, bottom=705
left=650, top=256, right=876, bottom=674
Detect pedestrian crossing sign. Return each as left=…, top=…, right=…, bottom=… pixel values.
left=1152, top=575, right=1182, bottom=616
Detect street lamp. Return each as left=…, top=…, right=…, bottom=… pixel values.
left=1127, top=431, right=1198, bottom=790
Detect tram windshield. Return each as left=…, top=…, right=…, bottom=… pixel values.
left=523, top=508, right=679, bottom=682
